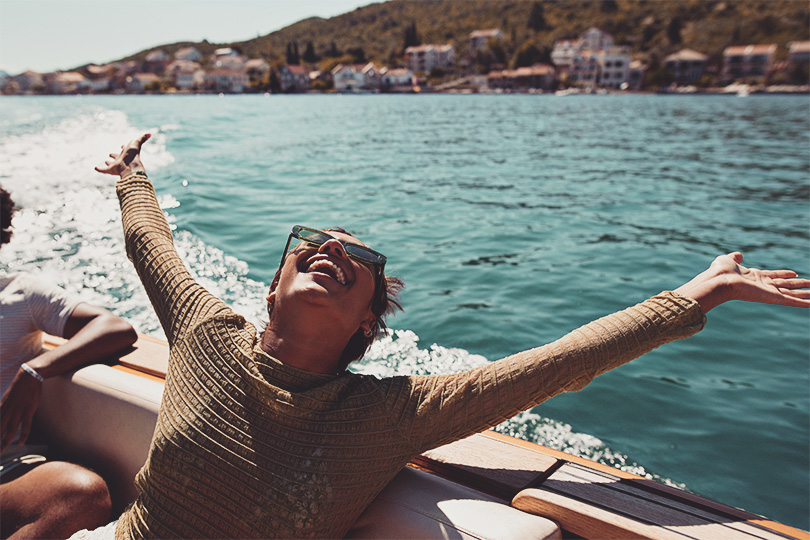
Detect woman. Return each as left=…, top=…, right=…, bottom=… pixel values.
left=88, top=134, right=808, bottom=540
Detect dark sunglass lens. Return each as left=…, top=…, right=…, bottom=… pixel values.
left=345, top=245, right=378, bottom=265
left=299, top=229, right=330, bottom=245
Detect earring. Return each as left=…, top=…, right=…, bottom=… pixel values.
left=363, top=328, right=373, bottom=338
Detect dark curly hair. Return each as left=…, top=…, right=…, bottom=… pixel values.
left=0, top=186, right=14, bottom=247
left=266, top=227, right=404, bottom=371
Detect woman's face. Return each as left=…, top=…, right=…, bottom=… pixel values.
left=270, top=230, right=377, bottom=335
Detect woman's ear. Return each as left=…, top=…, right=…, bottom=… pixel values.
left=359, top=314, right=376, bottom=338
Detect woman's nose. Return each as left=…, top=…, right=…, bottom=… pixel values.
left=318, top=238, right=348, bottom=259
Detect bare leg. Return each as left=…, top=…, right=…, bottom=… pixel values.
left=0, top=461, right=111, bottom=539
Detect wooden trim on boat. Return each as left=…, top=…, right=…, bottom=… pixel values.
left=111, top=364, right=166, bottom=383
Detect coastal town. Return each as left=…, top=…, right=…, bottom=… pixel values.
left=2, top=26, right=809, bottom=96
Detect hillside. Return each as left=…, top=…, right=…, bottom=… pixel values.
left=119, top=0, right=809, bottom=71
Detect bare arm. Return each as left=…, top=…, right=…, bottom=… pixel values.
left=674, top=252, right=810, bottom=312
left=1, top=304, right=137, bottom=450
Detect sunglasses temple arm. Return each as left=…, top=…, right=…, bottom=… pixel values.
left=278, top=235, right=293, bottom=270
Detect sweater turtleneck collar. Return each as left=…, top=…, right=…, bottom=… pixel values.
left=253, top=345, right=341, bottom=393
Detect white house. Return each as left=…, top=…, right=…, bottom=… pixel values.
left=664, top=49, right=708, bottom=85
left=469, top=29, right=504, bottom=54
left=46, top=71, right=88, bottom=94
left=204, top=68, right=249, bottom=93
left=174, top=46, right=202, bottom=63
left=127, top=73, right=161, bottom=93
left=787, top=41, right=810, bottom=66
left=280, top=65, right=310, bottom=92
left=721, top=44, right=777, bottom=83
left=568, top=52, right=600, bottom=88
left=552, top=28, right=619, bottom=69
left=145, top=50, right=171, bottom=74
left=331, top=63, right=379, bottom=92
left=173, top=62, right=204, bottom=90
left=213, top=48, right=240, bottom=58
left=598, top=48, right=632, bottom=89
left=404, top=45, right=455, bottom=74
left=579, top=28, right=614, bottom=52
left=380, top=67, right=413, bottom=89
left=550, top=39, right=579, bottom=68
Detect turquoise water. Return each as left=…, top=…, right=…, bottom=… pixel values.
left=1, top=94, right=808, bottom=529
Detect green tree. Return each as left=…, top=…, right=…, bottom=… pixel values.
left=268, top=68, right=281, bottom=93
left=302, top=41, right=319, bottom=63
left=347, top=47, right=367, bottom=64
left=513, top=43, right=543, bottom=67
left=601, top=0, right=618, bottom=12
left=667, top=17, right=682, bottom=45
left=311, top=78, right=333, bottom=91
left=326, top=42, right=341, bottom=58
left=528, top=2, right=546, bottom=31
left=488, top=38, right=507, bottom=65
left=403, top=21, right=419, bottom=51
left=285, top=42, right=300, bottom=65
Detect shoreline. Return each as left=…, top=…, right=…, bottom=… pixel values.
left=2, top=84, right=809, bottom=97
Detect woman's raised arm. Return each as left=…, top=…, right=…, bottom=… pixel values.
left=96, top=134, right=231, bottom=345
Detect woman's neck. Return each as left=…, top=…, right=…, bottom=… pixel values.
left=259, top=319, right=346, bottom=375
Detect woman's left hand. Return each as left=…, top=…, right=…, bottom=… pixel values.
left=675, top=252, right=810, bottom=313
left=0, top=368, right=43, bottom=451
left=95, top=133, right=151, bottom=179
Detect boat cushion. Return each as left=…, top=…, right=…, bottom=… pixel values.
left=346, top=466, right=561, bottom=540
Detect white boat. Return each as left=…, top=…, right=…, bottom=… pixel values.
left=33, top=334, right=809, bottom=540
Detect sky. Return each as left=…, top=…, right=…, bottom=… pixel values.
left=0, top=0, right=374, bottom=75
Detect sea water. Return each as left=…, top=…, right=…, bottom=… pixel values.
left=1, top=93, right=808, bottom=530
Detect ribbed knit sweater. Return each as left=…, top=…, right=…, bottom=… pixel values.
left=114, top=173, right=706, bottom=539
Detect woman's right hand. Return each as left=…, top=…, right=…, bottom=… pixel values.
left=674, top=252, right=810, bottom=313
left=95, top=133, right=151, bottom=179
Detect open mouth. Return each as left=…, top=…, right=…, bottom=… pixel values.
left=305, top=259, right=347, bottom=285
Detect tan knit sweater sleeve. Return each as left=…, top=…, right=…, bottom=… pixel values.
left=116, top=173, right=230, bottom=345
left=381, top=292, right=706, bottom=454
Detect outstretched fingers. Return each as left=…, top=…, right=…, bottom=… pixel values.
left=95, top=133, right=151, bottom=177
left=770, top=277, right=810, bottom=290
left=765, top=275, right=810, bottom=307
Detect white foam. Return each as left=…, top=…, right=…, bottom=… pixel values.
left=0, top=107, right=222, bottom=336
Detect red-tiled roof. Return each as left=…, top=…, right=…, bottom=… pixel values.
left=285, top=65, right=309, bottom=75
left=470, top=29, right=501, bottom=39
left=724, top=44, right=777, bottom=56
left=789, top=41, right=810, bottom=53
left=132, top=73, right=160, bottom=82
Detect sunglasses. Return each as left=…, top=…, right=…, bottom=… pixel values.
left=281, top=226, right=387, bottom=268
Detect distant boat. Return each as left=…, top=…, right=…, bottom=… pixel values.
left=724, top=83, right=752, bottom=97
